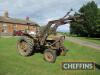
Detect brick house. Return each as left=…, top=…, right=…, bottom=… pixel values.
left=0, top=11, right=39, bottom=36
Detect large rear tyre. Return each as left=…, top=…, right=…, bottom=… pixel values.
left=17, top=36, right=34, bottom=56
left=44, top=49, right=56, bottom=63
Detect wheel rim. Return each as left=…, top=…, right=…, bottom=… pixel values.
left=18, top=41, right=28, bottom=52
left=44, top=52, right=53, bottom=62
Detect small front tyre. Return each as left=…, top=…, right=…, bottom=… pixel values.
left=44, top=49, right=56, bottom=63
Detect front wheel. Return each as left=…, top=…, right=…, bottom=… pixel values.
left=44, top=49, right=56, bottom=63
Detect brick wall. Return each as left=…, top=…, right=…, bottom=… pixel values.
left=0, top=22, right=37, bottom=36
left=0, top=23, right=2, bottom=32
left=17, top=24, right=27, bottom=31
left=29, top=26, right=37, bottom=32
left=8, top=23, right=13, bottom=33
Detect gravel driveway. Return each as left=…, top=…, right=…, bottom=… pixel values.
left=65, top=36, right=100, bottom=50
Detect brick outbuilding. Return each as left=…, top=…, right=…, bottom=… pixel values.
left=0, top=11, right=39, bottom=36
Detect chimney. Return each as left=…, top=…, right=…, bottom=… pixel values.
left=26, top=16, right=29, bottom=21
left=4, top=10, right=9, bottom=18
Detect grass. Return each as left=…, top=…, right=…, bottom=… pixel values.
left=72, top=36, right=100, bottom=45
left=0, top=37, right=100, bottom=75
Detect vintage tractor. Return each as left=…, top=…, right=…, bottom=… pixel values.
left=17, top=9, right=82, bottom=63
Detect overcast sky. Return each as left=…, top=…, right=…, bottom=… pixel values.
left=0, top=0, right=100, bottom=32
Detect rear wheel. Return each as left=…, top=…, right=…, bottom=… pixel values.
left=17, top=36, right=34, bottom=56
left=44, top=49, right=56, bottom=63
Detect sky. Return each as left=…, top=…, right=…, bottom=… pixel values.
left=0, top=0, right=100, bottom=32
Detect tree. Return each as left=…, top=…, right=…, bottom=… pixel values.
left=70, top=1, right=99, bottom=37
left=96, top=8, right=100, bottom=37
left=70, top=12, right=87, bottom=36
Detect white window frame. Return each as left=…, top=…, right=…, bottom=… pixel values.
left=13, top=24, right=17, bottom=31
left=2, top=23, right=7, bottom=33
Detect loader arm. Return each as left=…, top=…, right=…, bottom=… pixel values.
left=39, top=10, right=82, bottom=45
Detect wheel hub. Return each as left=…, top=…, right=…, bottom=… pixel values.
left=19, top=41, right=28, bottom=52
left=44, top=52, right=53, bottom=61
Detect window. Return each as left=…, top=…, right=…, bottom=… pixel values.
left=2, top=23, right=7, bottom=33
left=13, top=24, right=17, bottom=31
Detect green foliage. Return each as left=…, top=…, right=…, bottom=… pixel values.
left=96, top=8, right=100, bottom=35
left=70, top=12, right=85, bottom=36
left=70, top=1, right=100, bottom=37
